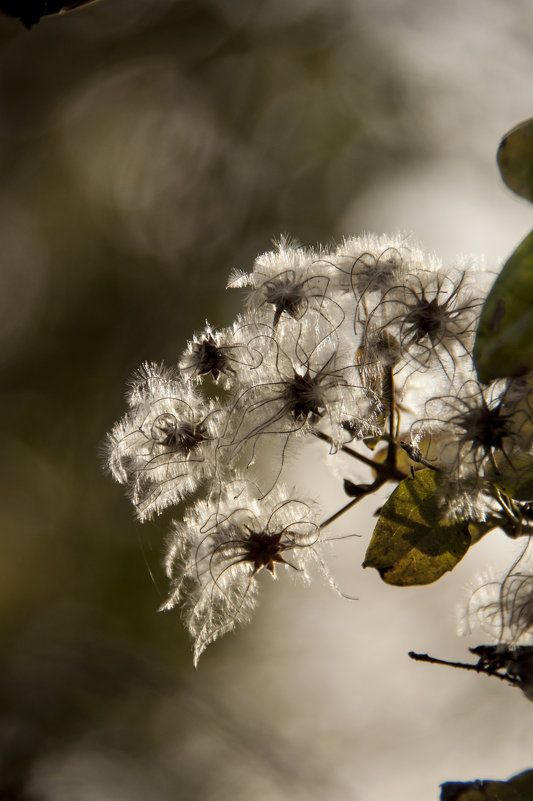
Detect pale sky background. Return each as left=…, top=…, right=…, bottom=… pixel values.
left=182, top=4, right=533, bottom=801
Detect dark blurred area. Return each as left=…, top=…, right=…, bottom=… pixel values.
left=0, top=1, right=467, bottom=798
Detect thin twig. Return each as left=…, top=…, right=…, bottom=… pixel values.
left=320, top=478, right=386, bottom=529
left=313, top=430, right=406, bottom=482
left=399, top=441, right=440, bottom=472
left=408, top=651, right=522, bottom=685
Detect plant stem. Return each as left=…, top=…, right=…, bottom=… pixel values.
left=320, top=477, right=386, bottom=529
left=313, top=430, right=406, bottom=482
left=384, top=366, right=397, bottom=470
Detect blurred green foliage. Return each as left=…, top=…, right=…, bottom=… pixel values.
left=497, top=117, right=533, bottom=205
left=475, top=118, right=533, bottom=383
left=0, top=2, right=427, bottom=798
left=474, top=230, right=533, bottom=382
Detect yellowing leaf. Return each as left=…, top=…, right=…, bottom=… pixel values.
left=363, top=469, right=471, bottom=586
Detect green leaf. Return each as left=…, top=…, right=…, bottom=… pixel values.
left=440, top=769, right=533, bottom=801
left=497, top=117, right=533, bottom=203
left=467, top=519, right=497, bottom=545
left=363, top=469, right=471, bottom=586
left=495, top=451, right=533, bottom=500
left=474, top=230, right=533, bottom=383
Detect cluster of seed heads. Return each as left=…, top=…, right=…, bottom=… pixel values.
left=106, top=233, right=533, bottom=665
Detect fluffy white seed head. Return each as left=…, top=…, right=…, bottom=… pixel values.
left=161, top=481, right=322, bottom=665
left=106, top=362, right=227, bottom=520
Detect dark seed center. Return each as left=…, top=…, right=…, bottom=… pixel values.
left=191, top=335, right=226, bottom=379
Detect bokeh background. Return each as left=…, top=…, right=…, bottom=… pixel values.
left=1, top=1, right=533, bottom=799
